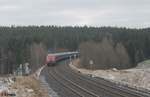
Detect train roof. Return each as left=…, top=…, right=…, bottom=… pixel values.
left=48, top=51, right=79, bottom=56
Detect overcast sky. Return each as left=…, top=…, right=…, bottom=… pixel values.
left=0, top=0, right=150, bottom=28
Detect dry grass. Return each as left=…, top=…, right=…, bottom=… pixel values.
left=12, top=76, right=50, bottom=97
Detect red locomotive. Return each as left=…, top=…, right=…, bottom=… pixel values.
left=46, top=54, right=56, bottom=66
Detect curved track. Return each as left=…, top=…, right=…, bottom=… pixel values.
left=43, top=63, right=150, bottom=97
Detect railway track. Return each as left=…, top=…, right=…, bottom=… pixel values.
left=48, top=70, right=83, bottom=97
left=61, top=64, right=150, bottom=97
left=45, top=63, right=150, bottom=97
left=49, top=68, right=99, bottom=97
left=45, top=69, right=79, bottom=97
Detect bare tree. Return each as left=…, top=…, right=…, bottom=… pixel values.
left=115, top=43, right=130, bottom=68
left=0, top=48, right=8, bottom=74
left=79, top=38, right=131, bottom=69
left=30, top=42, right=47, bottom=72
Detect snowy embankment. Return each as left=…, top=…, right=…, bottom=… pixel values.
left=0, top=65, right=51, bottom=97
left=0, top=76, right=50, bottom=97
left=70, top=59, right=150, bottom=90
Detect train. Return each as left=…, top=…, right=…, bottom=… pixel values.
left=46, top=51, right=79, bottom=66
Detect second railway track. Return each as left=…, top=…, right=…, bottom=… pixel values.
left=45, top=63, right=150, bottom=97
left=62, top=64, right=150, bottom=97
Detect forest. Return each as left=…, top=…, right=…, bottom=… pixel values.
left=0, top=26, right=150, bottom=74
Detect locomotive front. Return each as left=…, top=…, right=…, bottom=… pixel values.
left=46, top=54, right=56, bottom=66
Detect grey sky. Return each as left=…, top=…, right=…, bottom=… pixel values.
left=0, top=0, right=150, bottom=28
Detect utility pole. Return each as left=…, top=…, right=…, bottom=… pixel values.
left=89, top=60, right=94, bottom=71
left=69, top=56, right=72, bottom=65
left=74, top=54, right=76, bottom=60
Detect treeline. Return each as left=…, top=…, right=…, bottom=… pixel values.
left=0, top=26, right=150, bottom=73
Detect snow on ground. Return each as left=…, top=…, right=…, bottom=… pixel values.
left=70, top=59, right=150, bottom=90
left=0, top=76, right=51, bottom=97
